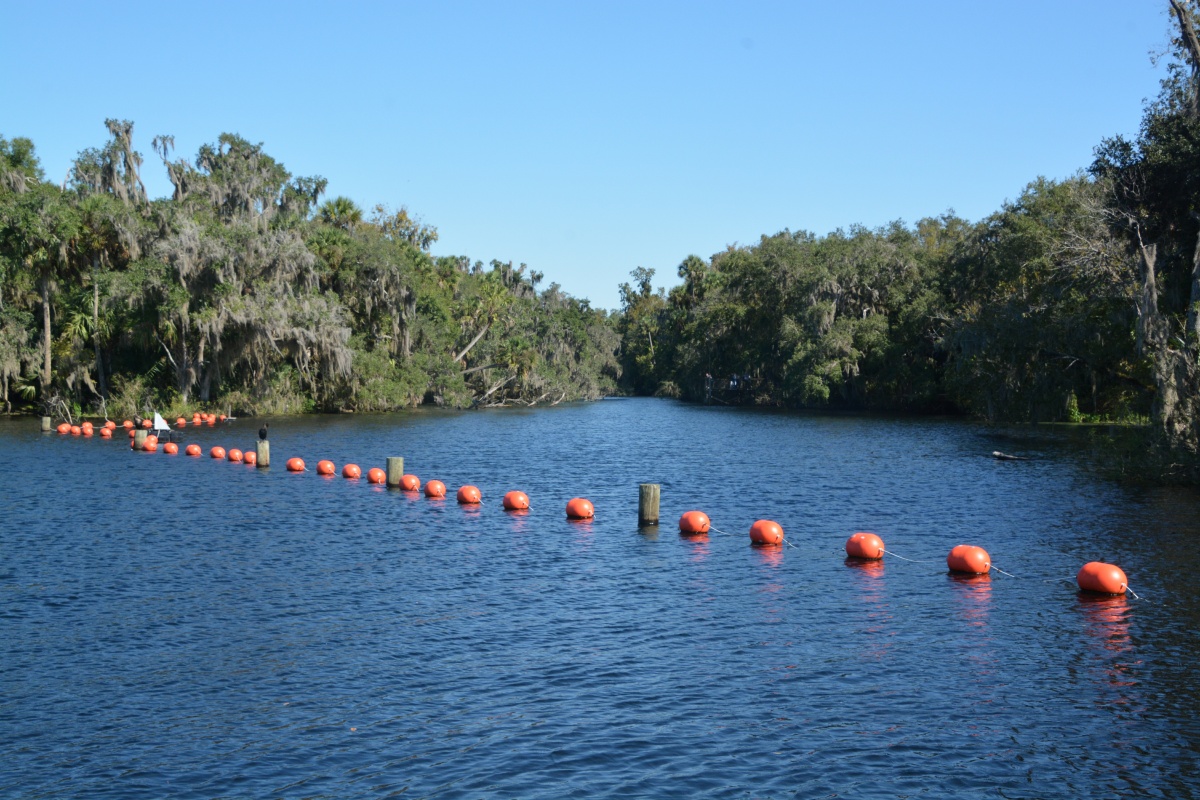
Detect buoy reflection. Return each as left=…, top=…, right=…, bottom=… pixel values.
left=754, top=544, right=784, bottom=568
left=1078, top=595, right=1132, bottom=656
left=1078, top=594, right=1140, bottom=704
left=846, top=557, right=891, bottom=661
left=683, top=532, right=710, bottom=564
left=948, top=572, right=992, bottom=627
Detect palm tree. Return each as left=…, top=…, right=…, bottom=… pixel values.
left=318, top=196, right=363, bottom=231
left=454, top=275, right=509, bottom=364
left=2, top=184, right=79, bottom=394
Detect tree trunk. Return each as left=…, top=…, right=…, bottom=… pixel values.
left=176, top=318, right=191, bottom=403
left=196, top=336, right=207, bottom=402
left=40, top=275, right=51, bottom=392
left=1187, top=224, right=1200, bottom=341
left=454, top=322, right=490, bottom=364
left=401, top=289, right=415, bottom=359
left=92, top=261, right=108, bottom=398
left=1170, top=0, right=1200, bottom=117
left=200, top=355, right=214, bottom=402
left=1152, top=346, right=1200, bottom=454
left=1136, top=240, right=1160, bottom=356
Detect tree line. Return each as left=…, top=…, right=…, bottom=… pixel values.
left=614, top=1, right=1200, bottom=478
left=7, top=2, right=1200, bottom=480
left=0, top=125, right=620, bottom=420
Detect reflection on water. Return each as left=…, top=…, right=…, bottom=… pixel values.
left=1079, top=594, right=1133, bottom=655
left=681, top=532, right=710, bottom=564
left=1078, top=594, right=1140, bottom=700
left=846, top=558, right=892, bottom=662
left=4, top=400, right=1200, bottom=799
left=948, top=571, right=993, bottom=627
left=752, top=543, right=784, bottom=568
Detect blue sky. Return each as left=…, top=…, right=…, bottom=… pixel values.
left=1, top=1, right=1174, bottom=309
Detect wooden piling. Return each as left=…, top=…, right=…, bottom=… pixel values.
left=134, top=429, right=148, bottom=449
left=386, top=457, right=405, bottom=487
left=41, top=416, right=51, bottom=433
left=638, top=483, right=660, bottom=526
left=256, top=439, right=270, bottom=468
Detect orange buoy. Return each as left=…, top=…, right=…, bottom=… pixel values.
left=185, top=444, right=201, bottom=456
left=287, top=457, right=306, bottom=472
left=56, top=422, right=70, bottom=434
left=1077, top=561, right=1129, bottom=595
left=503, top=490, right=530, bottom=510
left=342, top=464, right=362, bottom=479
left=243, top=451, right=257, bottom=466
left=123, top=420, right=133, bottom=429
left=947, top=544, right=990, bottom=574
left=566, top=497, right=594, bottom=519
left=82, top=427, right=93, bottom=437
left=81, top=421, right=93, bottom=431
left=210, top=446, right=226, bottom=459
left=142, top=441, right=158, bottom=452
left=457, top=485, right=482, bottom=504
left=141, top=418, right=153, bottom=429
left=128, top=428, right=136, bottom=438
left=219, top=414, right=227, bottom=422
left=192, top=413, right=201, bottom=422
left=316, top=460, right=336, bottom=476
left=424, top=480, right=447, bottom=498
left=400, top=474, right=420, bottom=491
left=145, top=434, right=159, bottom=446
left=367, top=467, right=386, bottom=484
left=100, top=427, right=112, bottom=439
left=228, top=448, right=243, bottom=462
left=70, top=425, right=81, bottom=435
left=845, top=532, right=885, bottom=560
left=679, top=510, right=711, bottom=535
left=176, top=416, right=186, bottom=425
left=164, top=442, right=179, bottom=454
left=749, top=519, right=784, bottom=545
left=105, top=420, right=117, bottom=429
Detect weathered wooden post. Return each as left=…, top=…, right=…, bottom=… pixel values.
left=41, top=416, right=51, bottom=433
left=256, top=438, right=270, bottom=468
left=386, top=457, right=405, bottom=487
left=638, top=483, right=660, bottom=526
left=134, top=429, right=148, bottom=449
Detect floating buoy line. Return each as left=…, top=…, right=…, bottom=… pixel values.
left=44, top=415, right=1141, bottom=600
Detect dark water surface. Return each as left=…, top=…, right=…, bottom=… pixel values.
left=3, top=399, right=1200, bottom=799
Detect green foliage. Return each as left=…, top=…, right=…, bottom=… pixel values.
left=621, top=194, right=1146, bottom=426
left=0, top=121, right=620, bottom=417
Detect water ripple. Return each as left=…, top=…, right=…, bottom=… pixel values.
left=2, top=401, right=1199, bottom=798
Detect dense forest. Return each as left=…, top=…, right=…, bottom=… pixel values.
left=0, top=127, right=620, bottom=419
left=615, top=0, right=1200, bottom=478
left=6, top=2, right=1200, bottom=478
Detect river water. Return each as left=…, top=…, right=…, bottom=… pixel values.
left=2, top=398, right=1199, bottom=798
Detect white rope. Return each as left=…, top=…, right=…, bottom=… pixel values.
left=709, top=525, right=795, bottom=547
left=989, top=564, right=1019, bottom=578
left=879, top=548, right=937, bottom=564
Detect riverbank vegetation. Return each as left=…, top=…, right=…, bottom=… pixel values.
left=0, top=127, right=620, bottom=419
left=616, top=1, right=1200, bottom=479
